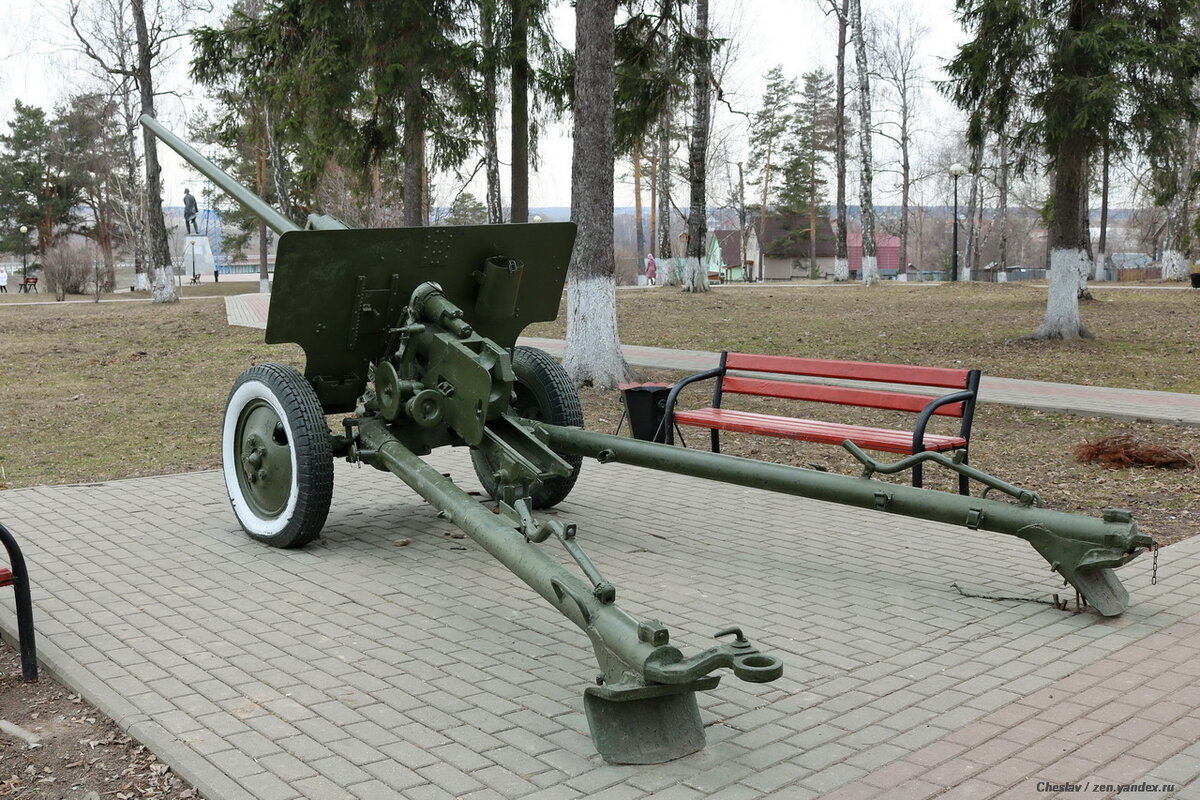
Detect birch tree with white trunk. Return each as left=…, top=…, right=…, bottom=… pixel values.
left=821, top=0, right=851, bottom=281
left=947, top=0, right=1200, bottom=339
left=1159, top=119, right=1200, bottom=281
left=850, top=0, right=878, bottom=285
left=563, top=0, right=629, bottom=389
left=70, top=0, right=182, bottom=301
left=683, top=0, right=711, bottom=293
left=870, top=3, right=927, bottom=277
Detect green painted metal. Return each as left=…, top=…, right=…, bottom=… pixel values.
left=267, top=224, right=575, bottom=412
left=353, top=416, right=782, bottom=761
left=140, top=115, right=301, bottom=236
left=535, top=424, right=1155, bottom=617
left=148, top=116, right=1154, bottom=765
left=232, top=399, right=293, bottom=517
left=149, top=116, right=784, bottom=764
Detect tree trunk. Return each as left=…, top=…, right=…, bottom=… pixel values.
left=1162, top=120, right=1198, bottom=280
left=1095, top=136, right=1108, bottom=280
left=657, top=117, right=673, bottom=258
left=256, top=144, right=270, bottom=293
left=94, top=203, right=116, bottom=291
left=633, top=140, right=645, bottom=260
left=684, top=0, right=711, bottom=293
left=402, top=64, right=426, bottom=226
left=851, top=0, right=877, bottom=285
left=963, top=140, right=982, bottom=280
left=997, top=131, right=1009, bottom=274
left=648, top=147, right=658, bottom=259
left=1077, top=160, right=1093, bottom=299
left=563, top=0, right=628, bottom=390
left=1034, top=144, right=1093, bottom=339
left=265, top=105, right=295, bottom=226
left=132, top=0, right=176, bottom=303
left=898, top=109, right=910, bottom=275
left=737, top=161, right=748, bottom=276
left=833, top=0, right=849, bottom=281
left=756, top=135, right=772, bottom=282
left=510, top=0, right=530, bottom=224
left=482, top=1, right=504, bottom=224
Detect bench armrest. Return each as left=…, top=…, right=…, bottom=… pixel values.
left=912, top=389, right=978, bottom=453
left=663, top=366, right=725, bottom=445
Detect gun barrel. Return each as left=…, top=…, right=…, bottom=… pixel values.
left=140, top=114, right=301, bottom=236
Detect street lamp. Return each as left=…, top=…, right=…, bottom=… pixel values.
left=18, top=225, right=28, bottom=284
left=949, top=163, right=966, bottom=282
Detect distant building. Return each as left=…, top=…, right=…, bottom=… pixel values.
left=712, top=229, right=748, bottom=281
left=752, top=215, right=837, bottom=280
left=847, top=232, right=901, bottom=277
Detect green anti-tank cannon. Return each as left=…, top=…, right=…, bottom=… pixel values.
left=144, top=116, right=1154, bottom=764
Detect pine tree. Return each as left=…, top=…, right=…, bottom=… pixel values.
left=748, top=66, right=797, bottom=281
left=947, top=0, right=1200, bottom=338
left=0, top=102, right=83, bottom=265
left=193, top=0, right=480, bottom=227
left=778, top=69, right=836, bottom=272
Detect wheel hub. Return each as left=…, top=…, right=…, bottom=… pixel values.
left=235, top=401, right=293, bottom=517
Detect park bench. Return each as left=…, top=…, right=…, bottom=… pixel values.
left=0, top=523, right=37, bottom=681
left=19, top=277, right=37, bottom=293
left=663, top=352, right=981, bottom=494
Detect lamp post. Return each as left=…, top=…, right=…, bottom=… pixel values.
left=949, top=163, right=966, bottom=282
left=18, top=225, right=28, bottom=284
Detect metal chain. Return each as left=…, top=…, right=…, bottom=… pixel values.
left=950, top=582, right=1084, bottom=614
left=1151, top=541, right=1159, bottom=586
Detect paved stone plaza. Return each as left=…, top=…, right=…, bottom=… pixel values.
left=2, top=446, right=1199, bottom=799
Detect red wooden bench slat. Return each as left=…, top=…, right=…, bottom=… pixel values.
left=720, top=376, right=965, bottom=417
left=725, top=352, right=971, bottom=389
left=673, top=409, right=967, bottom=454
left=0, top=568, right=12, bottom=588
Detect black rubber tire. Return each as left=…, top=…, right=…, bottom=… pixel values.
left=471, top=346, right=584, bottom=508
left=222, top=364, right=334, bottom=548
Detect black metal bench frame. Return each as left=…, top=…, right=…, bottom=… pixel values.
left=0, top=524, right=37, bottom=681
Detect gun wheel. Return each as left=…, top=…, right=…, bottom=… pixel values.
left=222, top=364, right=333, bottom=548
left=472, top=345, right=583, bottom=508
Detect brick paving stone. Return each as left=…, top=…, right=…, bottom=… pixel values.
left=237, top=770, right=300, bottom=800
left=291, top=774, right=355, bottom=800
left=255, top=752, right=318, bottom=783
left=6, top=448, right=1200, bottom=800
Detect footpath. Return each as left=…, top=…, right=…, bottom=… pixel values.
left=225, top=293, right=1200, bottom=427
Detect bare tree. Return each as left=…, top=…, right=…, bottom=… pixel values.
left=870, top=2, right=927, bottom=276
left=850, top=0, right=878, bottom=285
left=69, top=0, right=194, bottom=302
left=820, top=0, right=851, bottom=281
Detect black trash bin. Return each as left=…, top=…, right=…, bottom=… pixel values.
left=619, top=383, right=673, bottom=443
left=1190, top=273, right=1200, bottom=288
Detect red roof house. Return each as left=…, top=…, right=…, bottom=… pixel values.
left=848, top=232, right=901, bottom=273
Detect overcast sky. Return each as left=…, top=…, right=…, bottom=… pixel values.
left=0, top=0, right=967, bottom=210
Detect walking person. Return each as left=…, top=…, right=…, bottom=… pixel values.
left=0, top=267, right=7, bottom=293
left=645, top=253, right=657, bottom=286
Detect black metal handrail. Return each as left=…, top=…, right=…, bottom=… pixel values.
left=0, top=523, right=37, bottom=681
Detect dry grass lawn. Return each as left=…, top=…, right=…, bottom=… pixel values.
left=528, top=282, right=1200, bottom=392
left=0, top=282, right=1197, bottom=548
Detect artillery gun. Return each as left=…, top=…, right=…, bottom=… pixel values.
left=144, top=116, right=1155, bottom=764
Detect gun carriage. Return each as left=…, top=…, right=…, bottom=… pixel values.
left=144, top=115, right=1155, bottom=764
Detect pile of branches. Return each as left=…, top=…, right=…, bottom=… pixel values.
left=1075, top=434, right=1197, bottom=470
